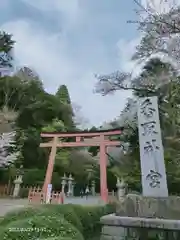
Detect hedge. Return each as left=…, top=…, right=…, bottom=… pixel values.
left=0, top=215, right=84, bottom=240
left=0, top=203, right=116, bottom=240
left=71, top=203, right=115, bottom=238
left=0, top=206, right=46, bottom=226
left=41, top=204, right=83, bottom=232
left=0, top=204, right=83, bottom=232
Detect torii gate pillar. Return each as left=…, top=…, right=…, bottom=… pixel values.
left=42, top=136, right=57, bottom=194
left=100, top=135, right=108, bottom=202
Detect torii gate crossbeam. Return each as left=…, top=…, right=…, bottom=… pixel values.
left=40, top=128, right=123, bottom=203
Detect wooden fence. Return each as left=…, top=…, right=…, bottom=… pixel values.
left=0, top=184, right=31, bottom=198
left=0, top=184, right=13, bottom=197
left=28, top=186, right=64, bottom=204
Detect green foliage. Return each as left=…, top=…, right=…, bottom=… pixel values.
left=56, top=84, right=75, bottom=129
left=71, top=204, right=115, bottom=237
left=55, top=149, right=70, bottom=168
left=0, top=30, right=100, bottom=190
left=0, top=58, right=75, bottom=176
left=0, top=31, right=14, bottom=67
left=95, top=53, right=180, bottom=193
left=0, top=206, right=44, bottom=226
left=0, top=204, right=115, bottom=240
left=41, top=204, right=83, bottom=232
left=22, top=169, right=45, bottom=185
left=56, top=85, right=71, bottom=105
left=0, top=215, right=83, bottom=240
left=42, top=118, right=67, bottom=132
left=0, top=76, right=77, bottom=184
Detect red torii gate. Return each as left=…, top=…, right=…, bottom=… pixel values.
left=40, top=128, right=123, bottom=203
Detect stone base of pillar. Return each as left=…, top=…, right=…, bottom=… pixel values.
left=100, top=214, right=140, bottom=240
left=100, top=213, right=180, bottom=240
left=101, top=194, right=180, bottom=239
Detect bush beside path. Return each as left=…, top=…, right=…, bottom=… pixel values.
left=0, top=202, right=116, bottom=240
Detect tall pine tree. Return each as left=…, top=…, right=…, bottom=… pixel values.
left=56, top=85, right=75, bottom=130
left=56, top=85, right=71, bottom=104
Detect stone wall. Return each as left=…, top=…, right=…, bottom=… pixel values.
left=116, top=194, right=180, bottom=219
left=101, top=194, right=180, bottom=240
left=100, top=214, right=180, bottom=240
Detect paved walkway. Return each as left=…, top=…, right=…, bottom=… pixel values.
left=0, top=196, right=104, bottom=216
left=64, top=196, right=104, bottom=205
left=0, top=199, right=27, bottom=216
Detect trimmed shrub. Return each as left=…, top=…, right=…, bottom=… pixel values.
left=0, top=206, right=46, bottom=226
left=45, top=238, right=76, bottom=240
left=0, top=203, right=115, bottom=240
left=0, top=215, right=84, bottom=240
left=71, top=204, right=110, bottom=237
left=45, top=238, right=75, bottom=240
left=103, top=203, right=116, bottom=214
left=72, top=204, right=115, bottom=228
left=70, top=203, right=115, bottom=239
left=1, top=204, right=83, bottom=234
left=41, top=204, right=83, bottom=233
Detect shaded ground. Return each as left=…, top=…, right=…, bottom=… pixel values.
left=0, top=196, right=103, bottom=216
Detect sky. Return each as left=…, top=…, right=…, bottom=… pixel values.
left=0, top=0, right=175, bottom=127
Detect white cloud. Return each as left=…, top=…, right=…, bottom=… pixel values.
left=20, top=0, right=82, bottom=30
left=117, top=37, right=142, bottom=77
left=3, top=20, right=75, bottom=89
left=1, top=0, right=136, bottom=127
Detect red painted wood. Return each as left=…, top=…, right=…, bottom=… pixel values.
left=40, top=129, right=123, bottom=203
left=41, top=129, right=121, bottom=138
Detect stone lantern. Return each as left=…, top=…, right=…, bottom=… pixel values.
left=91, top=180, right=96, bottom=196
left=116, top=177, right=126, bottom=200
left=67, top=174, right=74, bottom=197
left=61, top=174, right=67, bottom=194
left=13, top=165, right=24, bottom=198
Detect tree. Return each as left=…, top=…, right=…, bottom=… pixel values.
left=0, top=31, right=97, bottom=190
left=131, top=1, right=180, bottom=66
left=56, top=85, right=75, bottom=130
left=0, top=33, right=19, bottom=168
left=0, top=31, right=14, bottom=68
left=94, top=1, right=180, bottom=192
left=42, top=118, right=66, bottom=132
left=56, top=85, right=71, bottom=104
left=15, top=66, right=42, bottom=84
left=95, top=55, right=180, bottom=192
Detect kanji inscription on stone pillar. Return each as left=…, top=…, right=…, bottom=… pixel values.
left=138, top=96, right=168, bottom=197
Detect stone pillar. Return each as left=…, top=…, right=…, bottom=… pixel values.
left=71, top=182, right=75, bottom=197
left=61, top=174, right=67, bottom=194
left=13, top=175, right=23, bottom=198
left=91, top=180, right=96, bottom=196
left=116, top=178, right=126, bottom=200
left=67, top=174, right=73, bottom=197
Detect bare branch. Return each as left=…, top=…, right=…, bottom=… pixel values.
left=94, top=70, right=158, bottom=95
